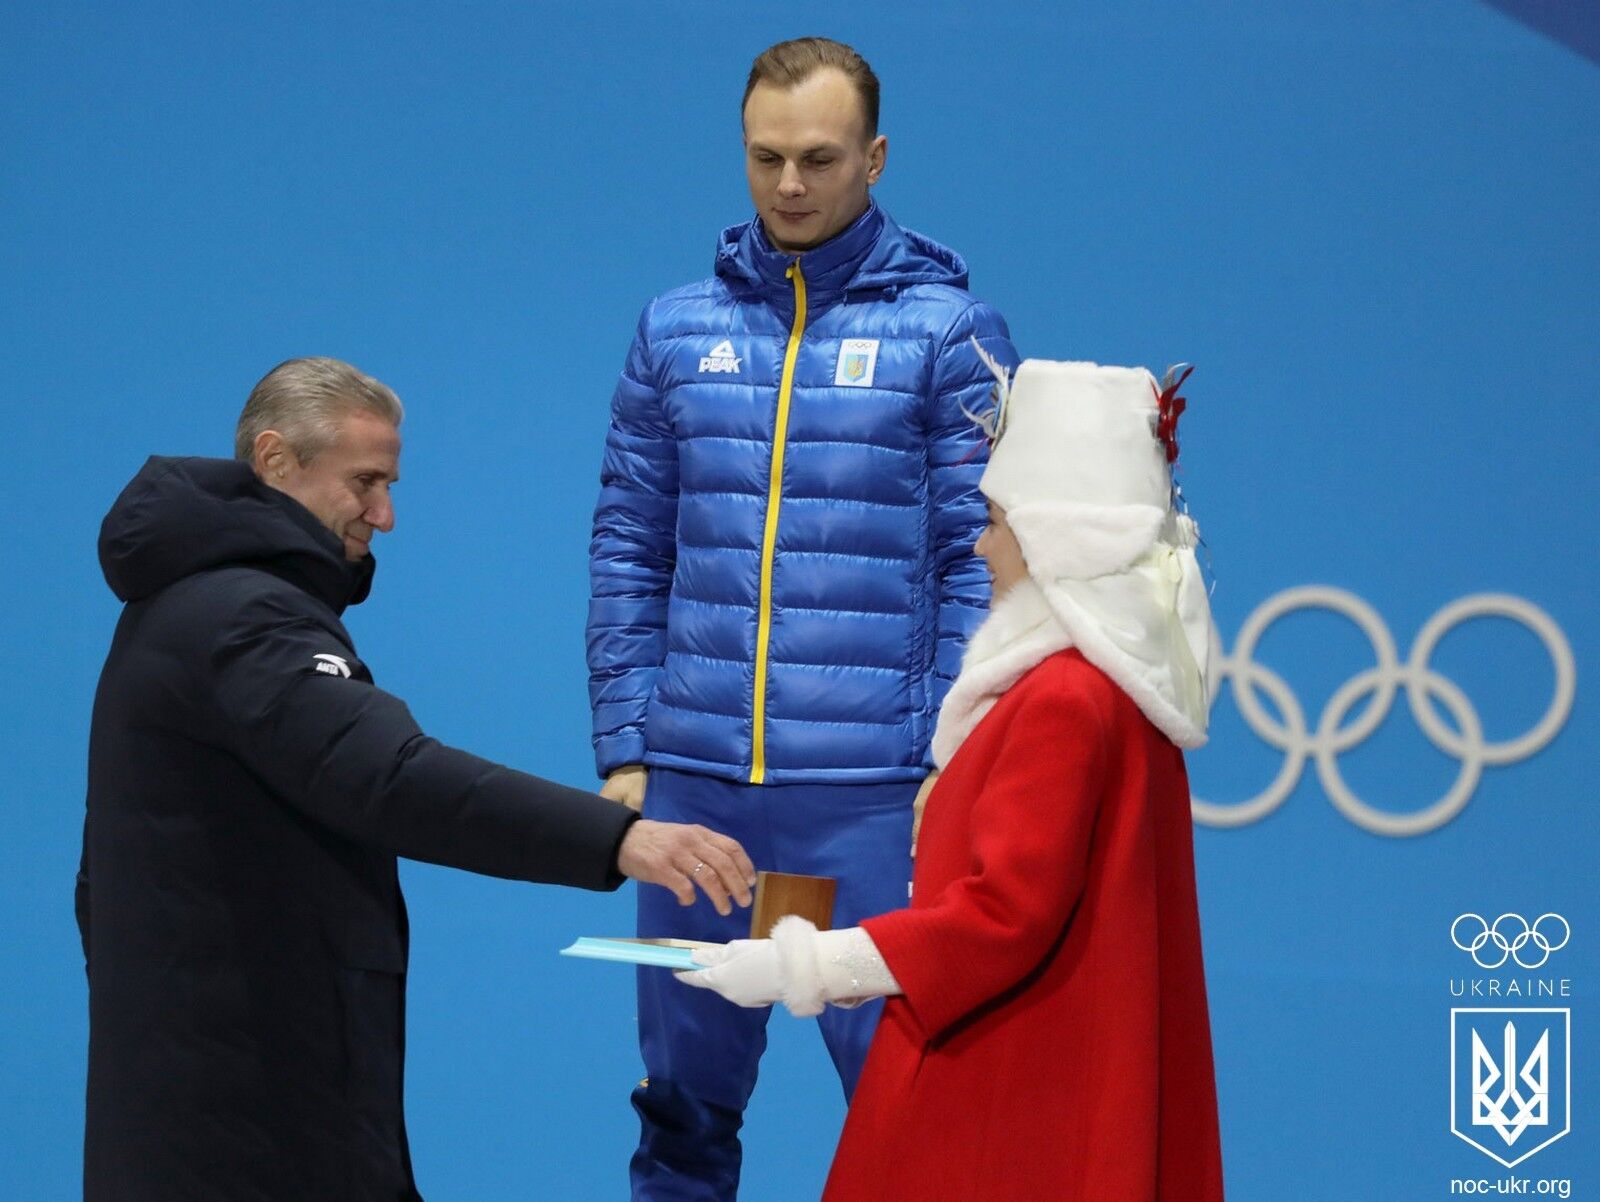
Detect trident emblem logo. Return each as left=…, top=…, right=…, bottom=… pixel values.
left=1451, top=1009, right=1570, bottom=1167
left=1471, top=1021, right=1548, bottom=1144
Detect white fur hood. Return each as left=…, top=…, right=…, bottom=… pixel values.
left=932, top=356, right=1217, bottom=766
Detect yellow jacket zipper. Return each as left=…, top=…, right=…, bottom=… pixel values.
left=751, top=261, right=807, bottom=784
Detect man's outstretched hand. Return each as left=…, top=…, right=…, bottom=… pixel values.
left=617, top=820, right=757, bottom=916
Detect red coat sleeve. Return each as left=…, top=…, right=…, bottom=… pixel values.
left=863, top=665, right=1110, bottom=1040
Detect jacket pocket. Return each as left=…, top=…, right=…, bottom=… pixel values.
left=323, top=914, right=407, bottom=1164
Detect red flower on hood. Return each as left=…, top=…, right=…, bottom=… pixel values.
left=1153, top=364, right=1194, bottom=465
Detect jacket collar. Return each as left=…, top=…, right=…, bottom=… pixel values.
left=745, top=201, right=886, bottom=293
left=715, top=200, right=969, bottom=301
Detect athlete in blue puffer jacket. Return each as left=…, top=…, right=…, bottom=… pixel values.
left=586, top=38, right=1019, bottom=1202
left=589, top=199, right=1010, bottom=785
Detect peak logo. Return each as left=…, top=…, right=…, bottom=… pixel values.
left=698, top=340, right=741, bottom=374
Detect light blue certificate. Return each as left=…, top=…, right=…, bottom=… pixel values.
left=559, top=937, right=711, bottom=971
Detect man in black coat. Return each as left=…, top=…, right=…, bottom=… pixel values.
left=77, top=356, right=755, bottom=1201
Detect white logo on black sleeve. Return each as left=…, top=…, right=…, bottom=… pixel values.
left=698, top=340, right=741, bottom=374
left=312, top=653, right=351, bottom=678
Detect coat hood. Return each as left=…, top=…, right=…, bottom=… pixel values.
left=960, top=356, right=1217, bottom=751
left=714, top=202, right=970, bottom=300
left=99, top=456, right=374, bottom=612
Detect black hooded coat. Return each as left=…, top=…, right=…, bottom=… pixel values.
left=78, top=456, right=638, bottom=1201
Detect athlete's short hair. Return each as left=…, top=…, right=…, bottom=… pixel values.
left=743, top=37, right=881, bottom=140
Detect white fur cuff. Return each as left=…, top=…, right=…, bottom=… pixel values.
left=771, top=916, right=826, bottom=1018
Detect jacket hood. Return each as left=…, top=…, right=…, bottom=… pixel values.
left=99, top=456, right=374, bottom=612
left=714, top=201, right=970, bottom=299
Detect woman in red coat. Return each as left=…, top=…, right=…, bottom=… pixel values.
left=681, top=355, right=1225, bottom=1201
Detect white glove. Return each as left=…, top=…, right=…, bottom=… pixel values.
left=676, top=938, right=784, bottom=1008
left=675, top=918, right=901, bottom=1018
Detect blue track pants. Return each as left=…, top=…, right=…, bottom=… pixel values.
left=629, top=767, right=916, bottom=1202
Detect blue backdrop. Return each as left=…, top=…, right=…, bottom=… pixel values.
left=3, top=2, right=1595, bottom=1197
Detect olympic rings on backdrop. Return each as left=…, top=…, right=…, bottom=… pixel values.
left=1190, top=588, right=1575, bottom=837
left=1451, top=912, right=1570, bottom=970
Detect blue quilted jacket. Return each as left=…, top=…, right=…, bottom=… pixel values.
left=588, top=202, right=1018, bottom=785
